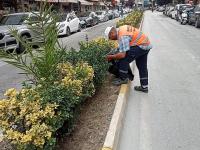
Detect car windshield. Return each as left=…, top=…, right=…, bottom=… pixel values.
left=0, top=14, right=28, bottom=25
left=96, top=12, right=103, bottom=15
left=58, top=14, right=67, bottom=22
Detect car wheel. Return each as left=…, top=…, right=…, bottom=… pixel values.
left=91, top=21, right=95, bottom=26
left=175, top=15, right=178, bottom=21
left=17, top=34, right=31, bottom=54
left=66, top=27, right=71, bottom=36
left=188, top=19, right=192, bottom=25
left=78, top=24, right=81, bottom=32
left=195, top=19, right=200, bottom=28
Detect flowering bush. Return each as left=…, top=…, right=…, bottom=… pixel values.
left=116, top=10, right=143, bottom=28
left=63, top=38, right=116, bottom=87
left=0, top=88, right=58, bottom=149
left=0, top=62, right=95, bottom=149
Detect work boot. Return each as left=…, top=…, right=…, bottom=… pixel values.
left=128, top=74, right=134, bottom=81
left=112, top=78, right=128, bottom=86
left=134, top=86, right=148, bottom=93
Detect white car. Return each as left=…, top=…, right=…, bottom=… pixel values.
left=57, top=12, right=81, bottom=36
left=0, top=12, right=42, bottom=53
left=96, top=11, right=109, bottom=22
left=170, top=10, right=177, bottom=19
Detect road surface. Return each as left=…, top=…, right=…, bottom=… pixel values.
left=118, top=11, right=200, bottom=150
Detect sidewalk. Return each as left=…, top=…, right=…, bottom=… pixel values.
left=117, top=11, right=200, bottom=150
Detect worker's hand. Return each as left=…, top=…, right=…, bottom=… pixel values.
left=106, top=55, right=114, bottom=61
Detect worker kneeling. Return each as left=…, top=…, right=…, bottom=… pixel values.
left=105, top=25, right=152, bottom=93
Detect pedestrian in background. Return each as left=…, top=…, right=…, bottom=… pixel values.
left=105, top=25, right=152, bottom=93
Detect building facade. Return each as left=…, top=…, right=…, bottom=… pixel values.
left=0, top=0, right=106, bottom=15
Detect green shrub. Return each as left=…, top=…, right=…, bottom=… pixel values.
left=0, top=62, right=95, bottom=149
left=116, top=10, right=143, bottom=28
left=63, top=38, right=116, bottom=87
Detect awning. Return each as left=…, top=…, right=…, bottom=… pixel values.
left=79, top=0, right=93, bottom=5
left=35, top=0, right=78, bottom=3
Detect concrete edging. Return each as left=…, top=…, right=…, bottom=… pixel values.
left=102, top=13, right=145, bottom=150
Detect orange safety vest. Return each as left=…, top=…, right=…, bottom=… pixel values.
left=118, top=25, right=150, bottom=46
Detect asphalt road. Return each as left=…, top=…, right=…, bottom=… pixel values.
left=118, top=11, right=200, bottom=150
left=0, top=19, right=117, bottom=98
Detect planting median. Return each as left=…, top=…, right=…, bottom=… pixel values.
left=0, top=6, right=143, bottom=150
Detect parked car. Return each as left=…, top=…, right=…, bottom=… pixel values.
left=96, top=11, right=109, bottom=22
left=188, top=4, right=200, bottom=28
left=163, top=6, right=170, bottom=15
left=113, top=10, right=120, bottom=18
left=157, top=6, right=165, bottom=12
left=0, top=12, right=41, bottom=53
left=78, top=11, right=99, bottom=28
left=168, top=8, right=176, bottom=19
left=167, top=7, right=175, bottom=17
left=107, top=10, right=114, bottom=20
left=180, top=7, right=194, bottom=25
left=175, top=4, right=192, bottom=21
left=57, top=12, right=80, bottom=36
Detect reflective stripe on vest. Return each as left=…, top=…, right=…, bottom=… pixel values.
left=118, top=25, right=150, bottom=46
left=132, top=31, right=143, bottom=46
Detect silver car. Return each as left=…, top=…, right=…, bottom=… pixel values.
left=0, top=12, right=41, bottom=53
left=96, top=11, right=109, bottom=22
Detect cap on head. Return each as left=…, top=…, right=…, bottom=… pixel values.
left=104, top=26, right=114, bottom=39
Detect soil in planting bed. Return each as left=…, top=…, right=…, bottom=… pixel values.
left=57, top=74, right=120, bottom=150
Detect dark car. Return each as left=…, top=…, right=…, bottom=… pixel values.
left=188, top=4, right=200, bottom=28
left=175, top=4, right=192, bottom=21
left=78, top=11, right=99, bottom=28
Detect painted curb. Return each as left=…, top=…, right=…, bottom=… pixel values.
left=102, top=13, right=144, bottom=150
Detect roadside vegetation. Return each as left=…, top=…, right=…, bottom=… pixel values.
left=0, top=4, right=143, bottom=149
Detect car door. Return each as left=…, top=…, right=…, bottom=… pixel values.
left=68, top=14, right=76, bottom=32
left=93, top=12, right=98, bottom=24
left=72, top=14, right=79, bottom=31
left=89, top=12, right=94, bottom=25
left=188, top=8, right=195, bottom=23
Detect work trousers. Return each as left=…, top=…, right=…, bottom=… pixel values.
left=118, top=46, right=150, bottom=88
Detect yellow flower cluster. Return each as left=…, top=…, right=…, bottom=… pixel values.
left=57, top=62, right=95, bottom=96
left=0, top=88, right=58, bottom=148
left=75, top=62, right=94, bottom=82
left=93, top=37, right=117, bottom=49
